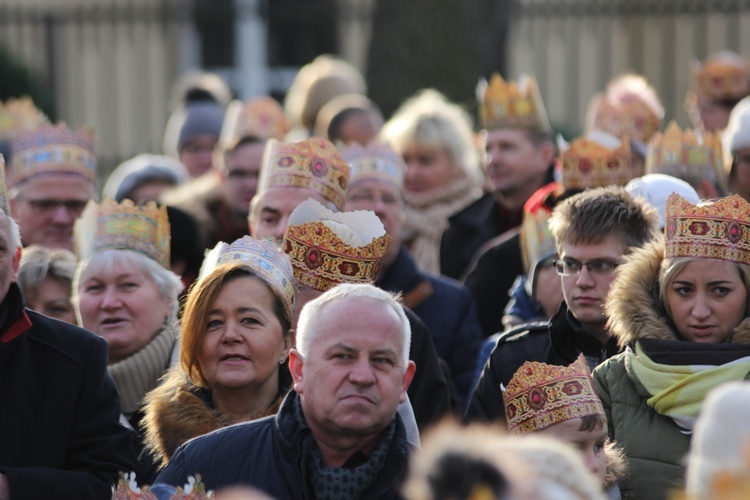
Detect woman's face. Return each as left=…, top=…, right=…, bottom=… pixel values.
left=77, top=262, right=173, bottom=363
left=666, top=259, right=748, bottom=343
left=197, top=276, right=291, bottom=393
left=27, top=276, right=77, bottom=325
left=402, top=144, right=460, bottom=196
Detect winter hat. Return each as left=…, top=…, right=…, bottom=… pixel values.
left=103, top=154, right=188, bottom=202
left=625, top=173, right=700, bottom=228
left=176, top=102, right=225, bottom=151
left=724, top=95, right=750, bottom=154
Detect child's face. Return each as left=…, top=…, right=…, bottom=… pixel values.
left=537, top=418, right=608, bottom=484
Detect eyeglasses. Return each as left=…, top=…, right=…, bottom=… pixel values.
left=225, top=169, right=259, bottom=182
left=21, top=198, right=88, bottom=217
left=554, top=259, right=620, bottom=277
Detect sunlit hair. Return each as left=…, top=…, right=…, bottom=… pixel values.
left=18, top=244, right=77, bottom=299
left=2, top=212, right=21, bottom=251
left=180, top=262, right=293, bottom=388
left=296, top=283, right=410, bottom=366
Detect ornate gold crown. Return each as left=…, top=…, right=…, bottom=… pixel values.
left=590, top=98, right=662, bottom=143
left=258, top=138, right=350, bottom=211
left=340, top=141, right=405, bottom=189
left=220, top=97, right=289, bottom=149
left=665, top=193, right=750, bottom=265
left=693, top=54, right=750, bottom=101
left=282, top=199, right=391, bottom=292
left=646, top=121, right=725, bottom=191
left=520, top=182, right=560, bottom=273
left=503, top=354, right=605, bottom=435
left=75, top=199, right=171, bottom=268
left=0, top=156, right=9, bottom=215
left=0, top=97, right=48, bottom=139
left=200, top=236, right=296, bottom=320
left=560, top=134, right=632, bottom=191
left=477, top=73, right=550, bottom=131
left=10, top=123, right=96, bottom=187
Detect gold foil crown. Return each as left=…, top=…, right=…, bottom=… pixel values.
left=693, top=53, right=750, bottom=101
left=220, top=97, right=289, bottom=149
left=75, top=199, right=171, bottom=268
left=665, top=193, right=750, bottom=265
left=503, top=354, right=605, bottom=435
left=340, top=141, right=405, bottom=189
left=0, top=156, right=9, bottom=215
left=10, top=123, right=96, bottom=187
left=477, top=73, right=550, bottom=132
left=560, top=132, right=632, bottom=190
left=283, top=198, right=391, bottom=292
left=258, top=138, right=350, bottom=211
left=0, top=97, right=48, bottom=139
left=646, top=121, right=725, bottom=191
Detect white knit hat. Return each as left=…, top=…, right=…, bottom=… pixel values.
left=724, top=95, right=750, bottom=154
left=625, top=173, right=700, bottom=228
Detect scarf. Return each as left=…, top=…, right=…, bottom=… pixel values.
left=109, top=323, right=179, bottom=416
left=625, top=339, right=750, bottom=431
left=402, top=176, right=483, bottom=274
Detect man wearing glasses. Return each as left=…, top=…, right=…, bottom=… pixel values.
left=465, top=186, right=660, bottom=423
left=8, top=124, right=96, bottom=252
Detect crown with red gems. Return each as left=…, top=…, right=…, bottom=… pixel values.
left=10, top=123, right=96, bottom=187
left=75, top=199, right=170, bottom=268
left=258, top=138, right=350, bottom=211
left=503, top=354, right=605, bottom=435
left=340, top=141, right=405, bottom=189
left=0, top=97, right=48, bottom=140
left=520, top=182, right=560, bottom=274
left=477, top=73, right=550, bottom=132
left=646, top=121, right=725, bottom=191
left=560, top=133, right=632, bottom=190
left=199, top=236, right=296, bottom=320
left=590, top=98, right=662, bottom=143
left=665, top=193, right=750, bottom=265
left=220, top=97, right=289, bottom=149
left=282, top=199, right=391, bottom=292
left=692, top=52, right=750, bottom=101
left=0, top=156, right=9, bottom=215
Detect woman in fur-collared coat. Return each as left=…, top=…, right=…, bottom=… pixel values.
left=593, top=230, right=750, bottom=500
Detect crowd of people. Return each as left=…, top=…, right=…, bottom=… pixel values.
left=1, top=49, right=750, bottom=499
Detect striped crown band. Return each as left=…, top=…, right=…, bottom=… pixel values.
left=340, top=141, right=405, bottom=189
left=477, top=73, right=550, bottom=132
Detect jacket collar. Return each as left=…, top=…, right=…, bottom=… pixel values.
left=0, top=283, right=31, bottom=344
left=376, top=245, right=421, bottom=292
left=548, top=302, right=620, bottom=363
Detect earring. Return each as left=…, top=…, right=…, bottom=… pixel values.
left=278, top=357, right=285, bottom=364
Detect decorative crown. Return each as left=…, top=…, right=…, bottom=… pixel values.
left=520, top=182, right=560, bottom=273
left=477, top=73, right=550, bottom=131
left=10, top=123, right=96, bottom=187
left=665, top=193, right=750, bottom=265
left=199, top=236, right=296, bottom=321
left=503, top=354, right=605, bottom=435
left=282, top=199, right=391, bottom=292
left=75, top=199, right=171, bottom=268
left=340, top=141, right=405, bottom=189
left=220, top=97, right=289, bottom=148
left=0, top=97, right=48, bottom=139
left=646, top=121, right=725, bottom=191
left=590, top=98, right=662, bottom=143
left=560, top=133, right=632, bottom=190
left=258, top=138, right=350, bottom=211
left=693, top=54, right=750, bottom=101
left=0, top=156, right=9, bottom=215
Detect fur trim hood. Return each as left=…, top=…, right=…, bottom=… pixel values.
left=605, top=237, right=750, bottom=347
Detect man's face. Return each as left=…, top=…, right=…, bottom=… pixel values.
left=249, top=187, right=327, bottom=243
left=0, top=215, right=21, bottom=300
left=290, top=298, right=416, bottom=441
left=222, top=141, right=265, bottom=215
left=345, top=179, right=404, bottom=262
left=559, top=235, right=626, bottom=335
left=484, top=128, right=551, bottom=196
left=179, top=134, right=219, bottom=178
left=10, top=175, right=94, bottom=251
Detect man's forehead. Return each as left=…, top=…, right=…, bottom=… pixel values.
left=559, top=236, right=625, bottom=259
left=348, top=179, right=400, bottom=196
left=260, top=187, right=325, bottom=210
left=14, top=175, right=94, bottom=199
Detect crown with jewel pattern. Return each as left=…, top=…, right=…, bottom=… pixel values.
left=75, top=199, right=170, bottom=268
left=0, top=156, right=9, bottom=215
left=10, top=123, right=95, bottom=187
left=503, top=354, right=605, bottom=435
left=340, top=141, right=405, bottom=189
left=477, top=73, right=550, bottom=132
left=692, top=53, right=750, bottom=101
left=560, top=133, right=632, bottom=190
left=199, top=236, right=296, bottom=320
left=0, top=97, right=48, bottom=140
left=283, top=199, right=391, bottom=292
left=665, top=193, right=750, bottom=265
left=590, top=98, right=662, bottom=143
left=258, top=138, right=350, bottom=211
left=646, top=121, right=725, bottom=191
left=220, top=97, right=289, bottom=149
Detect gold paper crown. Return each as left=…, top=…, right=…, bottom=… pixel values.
left=560, top=134, right=632, bottom=190
left=478, top=73, right=550, bottom=131
left=75, top=199, right=171, bottom=268
left=503, top=354, right=605, bottom=435
left=220, top=97, right=289, bottom=149
left=646, top=121, right=725, bottom=191
left=591, top=98, right=662, bottom=143
left=665, top=193, right=750, bottom=265
left=258, top=138, right=350, bottom=211
left=693, top=54, right=750, bottom=101
left=10, top=123, right=96, bottom=187
left=282, top=199, right=391, bottom=292
left=0, top=97, right=48, bottom=139
left=0, top=156, right=9, bottom=215
left=520, top=182, right=560, bottom=273
left=340, top=141, right=405, bottom=189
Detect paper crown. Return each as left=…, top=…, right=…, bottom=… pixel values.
left=340, top=141, right=405, bottom=189
left=503, top=354, right=605, bottom=435
left=75, top=199, right=171, bottom=268
left=692, top=53, right=750, bottom=101
left=590, top=98, right=662, bottom=144
left=220, top=97, right=289, bottom=148
left=520, top=182, right=560, bottom=274
left=10, top=123, right=96, bottom=187
left=477, top=73, right=550, bottom=132
left=559, top=132, right=632, bottom=190
left=282, top=198, right=391, bottom=292
left=199, top=236, right=296, bottom=320
left=665, top=193, right=750, bottom=265
left=0, top=97, right=48, bottom=140
left=646, top=121, right=725, bottom=191
left=0, top=156, right=9, bottom=215
left=258, top=138, right=350, bottom=211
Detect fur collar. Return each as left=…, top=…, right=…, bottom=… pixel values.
left=605, top=238, right=750, bottom=348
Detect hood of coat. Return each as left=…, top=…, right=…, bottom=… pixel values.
left=605, top=237, right=750, bottom=348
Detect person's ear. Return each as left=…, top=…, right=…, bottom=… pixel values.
left=399, top=361, right=417, bottom=404
left=289, top=349, right=305, bottom=393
